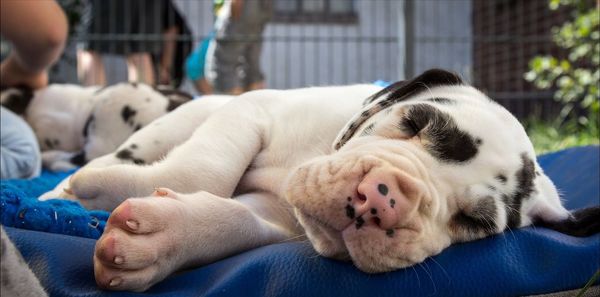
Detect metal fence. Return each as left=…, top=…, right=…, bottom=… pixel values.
left=38, top=0, right=586, bottom=120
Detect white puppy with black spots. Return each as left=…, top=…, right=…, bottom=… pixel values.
left=43, top=69, right=598, bottom=292
left=0, top=83, right=192, bottom=171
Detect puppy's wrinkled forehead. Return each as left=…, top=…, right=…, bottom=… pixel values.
left=333, top=69, right=464, bottom=150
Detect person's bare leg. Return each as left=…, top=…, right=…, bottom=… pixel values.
left=77, top=50, right=106, bottom=86
left=0, top=0, right=67, bottom=88
left=158, top=26, right=178, bottom=85
left=246, top=81, right=265, bottom=91
left=127, top=53, right=155, bottom=85
left=193, top=78, right=213, bottom=95
left=0, top=56, right=48, bottom=89
left=228, top=86, right=244, bottom=95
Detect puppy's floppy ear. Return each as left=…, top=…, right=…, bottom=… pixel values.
left=0, top=85, right=34, bottom=115
left=333, top=68, right=463, bottom=150
left=155, top=85, right=194, bottom=111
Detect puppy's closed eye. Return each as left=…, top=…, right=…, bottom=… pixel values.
left=398, top=117, right=423, bottom=137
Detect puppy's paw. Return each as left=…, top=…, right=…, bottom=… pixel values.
left=41, top=150, right=79, bottom=171
left=69, top=166, right=152, bottom=210
left=93, top=190, right=189, bottom=291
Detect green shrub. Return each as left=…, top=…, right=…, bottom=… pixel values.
left=524, top=0, right=599, bottom=152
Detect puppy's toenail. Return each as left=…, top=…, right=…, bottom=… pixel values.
left=63, top=188, right=73, bottom=195
left=154, top=188, right=168, bottom=197
left=126, top=220, right=138, bottom=230
left=114, top=256, right=124, bottom=264
left=109, top=278, right=122, bottom=287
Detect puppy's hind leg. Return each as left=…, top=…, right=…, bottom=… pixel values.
left=70, top=97, right=266, bottom=210
left=92, top=190, right=295, bottom=292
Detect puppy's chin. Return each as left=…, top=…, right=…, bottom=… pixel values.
left=295, top=209, right=350, bottom=260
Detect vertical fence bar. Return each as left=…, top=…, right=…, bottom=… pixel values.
left=404, top=0, right=414, bottom=78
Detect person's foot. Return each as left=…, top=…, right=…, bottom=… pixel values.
left=0, top=56, right=48, bottom=89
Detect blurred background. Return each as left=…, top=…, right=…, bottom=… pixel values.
left=1, top=0, right=598, bottom=153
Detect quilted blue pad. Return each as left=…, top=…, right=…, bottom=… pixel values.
left=5, top=146, right=600, bottom=296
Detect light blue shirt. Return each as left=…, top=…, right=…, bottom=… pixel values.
left=1, top=106, right=41, bottom=179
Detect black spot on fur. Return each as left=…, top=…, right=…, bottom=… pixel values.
left=503, top=153, right=536, bottom=228
left=426, top=97, right=455, bottom=104
left=475, top=138, right=483, bottom=145
left=404, top=104, right=479, bottom=162
left=399, top=117, right=422, bottom=137
left=83, top=115, right=94, bottom=138
left=345, top=205, right=356, bottom=219
left=70, top=152, right=87, bottom=166
left=390, top=199, right=396, bottom=208
left=45, top=139, right=54, bottom=149
left=450, top=196, right=498, bottom=236
left=534, top=206, right=600, bottom=237
left=378, top=184, right=389, bottom=196
left=386, top=229, right=395, bottom=237
left=134, top=124, right=142, bottom=131
left=338, top=69, right=464, bottom=150
left=360, top=123, right=376, bottom=136
left=116, top=148, right=144, bottom=164
left=370, top=208, right=377, bottom=215
left=156, top=86, right=193, bottom=111
left=121, top=105, right=137, bottom=122
left=496, top=174, right=508, bottom=184
left=347, top=197, right=352, bottom=202
left=130, top=144, right=138, bottom=149
left=363, top=69, right=463, bottom=106
left=0, top=86, right=34, bottom=115
left=355, top=216, right=365, bottom=229
left=116, top=149, right=133, bottom=160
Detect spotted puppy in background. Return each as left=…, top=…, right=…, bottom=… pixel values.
left=46, top=69, right=598, bottom=292
left=1, top=83, right=192, bottom=171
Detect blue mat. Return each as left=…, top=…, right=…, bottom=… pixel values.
left=3, top=146, right=600, bottom=296
left=1, top=169, right=109, bottom=239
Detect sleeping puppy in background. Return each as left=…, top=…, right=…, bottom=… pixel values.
left=42, top=69, right=598, bottom=292
left=0, top=83, right=192, bottom=171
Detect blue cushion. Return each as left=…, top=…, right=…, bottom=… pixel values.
left=4, top=146, right=600, bottom=296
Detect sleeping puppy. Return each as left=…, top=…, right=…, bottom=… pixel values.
left=0, top=83, right=192, bottom=171
left=44, top=69, right=598, bottom=292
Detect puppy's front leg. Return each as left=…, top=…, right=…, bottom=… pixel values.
left=93, top=189, right=293, bottom=292
left=69, top=97, right=266, bottom=210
